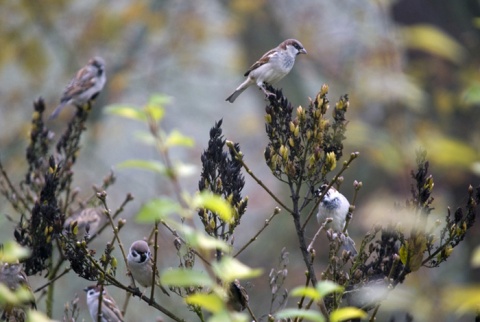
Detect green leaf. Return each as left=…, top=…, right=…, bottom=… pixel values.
left=136, top=197, right=180, bottom=223
left=330, top=307, right=367, bottom=322
left=0, top=241, right=31, bottom=263
left=194, top=192, right=233, bottom=223
left=104, top=104, right=146, bottom=121
left=117, top=159, right=166, bottom=174
left=180, top=225, right=230, bottom=252
left=290, top=286, right=321, bottom=301
left=144, top=94, right=171, bottom=121
left=161, top=269, right=213, bottom=287
left=316, top=280, right=344, bottom=298
left=186, top=293, right=224, bottom=313
left=27, top=310, right=53, bottom=322
left=276, top=308, right=326, bottom=322
left=165, top=129, right=195, bottom=148
left=209, top=310, right=248, bottom=322
left=211, top=257, right=262, bottom=283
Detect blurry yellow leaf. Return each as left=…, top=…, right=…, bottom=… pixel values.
left=276, top=308, right=325, bottom=322
left=118, top=159, right=165, bottom=174
left=179, top=225, right=230, bottom=252
left=165, top=129, right=195, bottom=148
left=27, top=310, right=56, bottom=322
left=290, top=286, right=321, bottom=301
left=316, top=280, right=344, bottom=298
left=211, top=257, right=262, bottom=283
left=136, top=197, right=180, bottom=223
left=194, top=192, right=233, bottom=224
left=401, top=24, right=465, bottom=64
left=186, top=293, right=224, bottom=313
left=330, top=307, right=367, bottom=322
left=442, top=285, right=480, bottom=315
left=0, top=241, right=30, bottom=263
left=105, top=105, right=146, bottom=121
left=161, top=269, right=213, bottom=287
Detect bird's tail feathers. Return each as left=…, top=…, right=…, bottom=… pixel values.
left=49, top=102, right=67, bottom=120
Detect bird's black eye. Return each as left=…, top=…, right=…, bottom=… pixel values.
left=88, top=290, right=94, bottom=296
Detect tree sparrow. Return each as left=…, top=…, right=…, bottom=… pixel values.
left=64, top=208, right=105, bottom=240
left=84, top=285, right=124, bottom=322
left=0, top=263, right=36, bottom=321
left=127, top=241, right=169, bottom=296
left=226, top=39, right=306, bottom=103
left=50, top=56, right=106, bottom=119
left=317, top=186, right=357, bottom=255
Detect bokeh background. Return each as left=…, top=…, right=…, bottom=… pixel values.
left=1, top=0, right=479, bottom=321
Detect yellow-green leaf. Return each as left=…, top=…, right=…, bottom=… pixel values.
left=276, top=308, right=325, bottom=322
left=194, top=192, right=233, bottom=223
left=118, top=159, right=166, bottom=174
left=105, top=104, right=146, bottom=121
left=136, top=197, right=180, bottom=223
left=330, top=307, right=367, bottom=322
left=290, top=286, right=321, bottom=301
left=0, top=241, right=30, bottom=263
left=211, top=257, right=262, bottom=283
left=180, top=225, right=230, bottom=252
left=165, top=129, right=195, bottom=148
left=316, top=280, right=344, bottom=298
left=27, top=310, right=55, bottom=322
left=161, top=269, right=213, bottom=287
left=186, top=293, right=224, bottom=313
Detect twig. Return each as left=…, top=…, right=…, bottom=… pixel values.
left=227, top=142, right=294, bottom=214
left=307, top=218, right=331, bottom=252
left=234, top=207, right=281, bottom=257
left=150, top=220, right=159, bottom=303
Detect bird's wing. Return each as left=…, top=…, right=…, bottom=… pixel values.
left=244, top=48, right=278, bottom=77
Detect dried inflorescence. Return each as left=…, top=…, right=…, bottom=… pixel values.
left=335, top=153, right=479, bottom=314
left=25, top=98, right=54, bottom=187
left=264, top=84, right=348, bottom=190
left=15, top=159, right=64, bottom=275
left=198, top=119, right=248, bottom=239
left=64, top=240, right=100, bottom=281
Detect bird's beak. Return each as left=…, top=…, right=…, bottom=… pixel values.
left=300, top=48, right=307, bottom=55
left=83, top=287, right=89, bottom=292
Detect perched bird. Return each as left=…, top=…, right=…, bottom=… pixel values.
left=84, top=285, right=124, bottom=322
left=127, top=240, right=169, bottom=296
left=316, top=185, right=357, bottom=255
left=226, top=279, right=249, bottom=312
left=63, top=208, right=105, bottom=240
left=0, top=263, right=36, bottom=322
left=50, top=56, right=106, bottom=119
left=226, top=39, right=306, bottom=103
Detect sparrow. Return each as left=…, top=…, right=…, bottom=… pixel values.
left=84, top=285, right=124, bottom=322
left=0, top=263, right=36, bottom=321
left=226, top=39, right=306, bottom=103
left=63, top=208, right=105, bottom=240
left=316, top=185, right=357, bottom=255
left=226, top=279, right=249, bottom=312
left=50, top=56, right=106, bottom=119
left=127, top=240, right=169, bottom=296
